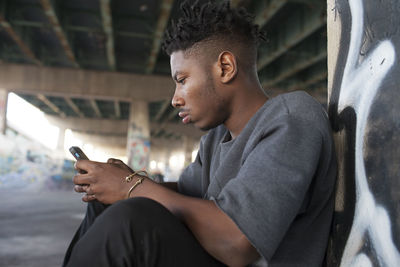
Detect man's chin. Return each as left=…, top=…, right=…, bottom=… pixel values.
left=195, top=122, right=218, bottom=132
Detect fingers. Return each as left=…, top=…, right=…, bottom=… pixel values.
left=74, top=159, right=97, bottom=173
left=74, top=184, right=88, bottom=193
left=73, top=161, right=101, bottom=185
left=73, top=173, right=94, bottom=186
left=74, top=184, right=84, bottom=193
left=82, top=194, right=96, bottom=202
left=72, top=160, right=103, bottom=203
left=74, top=184, right=97, bottom=202
left=74, top=184, right=93, bottom=195
left=107, top=158, right=124, bottom=164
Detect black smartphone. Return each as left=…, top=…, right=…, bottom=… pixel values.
left=69, top=146, right=89, bottom=177
left=69, top=146, right=89, bottom=160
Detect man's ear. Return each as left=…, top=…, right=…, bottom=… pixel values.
left=217, top=51, right=237, bottom=83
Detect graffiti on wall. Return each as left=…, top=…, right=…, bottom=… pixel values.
left=127, top=122, right=150, bottom=170
left=0, top=131, right=75, bottom=191
left=328, top=0, right=400, bottom=266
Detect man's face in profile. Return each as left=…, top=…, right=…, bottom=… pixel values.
left=170, top=50, right=228, bottom=131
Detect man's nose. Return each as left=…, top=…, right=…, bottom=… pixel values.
left=171, top=90, right=184, bottom=108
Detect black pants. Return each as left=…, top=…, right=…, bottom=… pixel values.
left=63, top=197, right=226, bottom=267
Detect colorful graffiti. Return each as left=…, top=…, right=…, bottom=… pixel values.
left=327, top=0, right=400, bottom=266
left=127, top=122, right=150, bottom=171
left=0, top=131, right=75, bottom=191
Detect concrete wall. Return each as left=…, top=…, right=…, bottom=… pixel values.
left=0, top=118, right=199, bottom=191
left=0, top=127, right=197, bottom=190
left=0, top=130, right=75, bottom=191
left=327, top=0, right=400, bottom=266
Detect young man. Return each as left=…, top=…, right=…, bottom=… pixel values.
left=63, top=1, right=337, bottom=266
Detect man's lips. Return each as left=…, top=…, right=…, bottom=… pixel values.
left=178, top=111, right=191, bottom=124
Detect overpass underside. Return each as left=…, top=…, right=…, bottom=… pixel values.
left=0, top=0, right=328, bottom=167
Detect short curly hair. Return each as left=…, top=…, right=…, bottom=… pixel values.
left=162, top=0, right=265, bottom=56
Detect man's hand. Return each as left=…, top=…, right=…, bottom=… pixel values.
left=73, top=158, right=259, bottom=265
left=73, top=158, right=134, bottom=204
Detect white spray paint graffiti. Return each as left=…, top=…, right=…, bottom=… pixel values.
left=337, top=0, right=399, bottom=266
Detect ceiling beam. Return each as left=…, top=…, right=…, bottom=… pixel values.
left=153, top=128, right=165, bottom=138
left=164, top=132, right=174, bottom=139
left=230, top=0, right=245, bottom=7
left=117, top=31, right=153, bottom=39
left=262, top=50, right=327, bottom=88
left=37, top=94, right=66, bottom=117
left=11, top=20, right=50, bottom=28
left=99, top=0, right=115, bottom=71
left=46, top=115, right=127, bottom=135
left=0, top=63, right=174, bottom=101
left=0, top=16, right=42, bottom=65
left=145, top=0, right=174, bottom=74
left=291, top=72, right=327, bottom=91
left=287, top=70, right=327, bottom=91
left=257, top=4, right=326, bottom=71
left=64, top=97, right=84, bottom=117
left=11, top=20, right=153, bottom=39
left=90, top=99, right=102, bottom=118
left=39, top=0, right=79, bottom=68
left=254, top=0, right=288, bottom=29
left=45, top=115, right=203, bottom=139
left=154, top=100, right=171, bottom=122
left=114, top=100, right=121, bottom=119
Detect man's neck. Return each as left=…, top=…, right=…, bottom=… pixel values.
left=224, top=87, right=268, bottom=139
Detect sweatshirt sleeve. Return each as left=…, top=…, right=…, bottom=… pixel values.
left=213, top=114, right=324, bottom=261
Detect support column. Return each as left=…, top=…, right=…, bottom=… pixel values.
left=57, top=126, right=66, bottom=151
left=0, top=89, right=8, bottom=135
left=183, top=136, right=194, bottom=167
left=163, top=146, right=172, bottom=181
left=126, top=100, right=150, bottom=171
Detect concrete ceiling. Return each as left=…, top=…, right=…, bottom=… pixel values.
left=0, top=0, right=327, bottom=141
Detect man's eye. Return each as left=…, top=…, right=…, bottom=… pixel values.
left=178, top=78, right=186, bottom=84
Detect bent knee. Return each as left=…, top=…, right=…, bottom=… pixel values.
left=100, top=197, right=170, bottom=226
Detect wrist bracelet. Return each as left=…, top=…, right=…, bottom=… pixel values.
left=125, top=170, right=148, bottom=183
left=127, top=176, right=145, bottom=198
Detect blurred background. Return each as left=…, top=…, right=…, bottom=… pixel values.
left=0, top=0, right=327, bottom=266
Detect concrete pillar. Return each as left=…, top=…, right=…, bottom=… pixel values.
left=163, top=143, right=172, bottom=181
left=57, top=126, right=66, bottom=150
left=126, top=100, right=150, bottom=171
left=183, top=136, right=194, bottom=167
left=0, top=89, right=8, bottom=135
